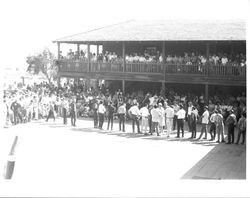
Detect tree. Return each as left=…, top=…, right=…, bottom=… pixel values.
left=26, top=48, right=58, bottom=84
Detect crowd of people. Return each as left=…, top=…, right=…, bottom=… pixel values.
left=62, top=49, right=246, bottom=67
left=3, top=81, right=246, bottom=145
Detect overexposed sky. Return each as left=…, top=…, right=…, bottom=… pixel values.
left=0, top=0, right=249, bottom=70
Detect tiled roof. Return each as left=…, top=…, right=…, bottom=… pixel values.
left=54, top=20, right=246, bottom=43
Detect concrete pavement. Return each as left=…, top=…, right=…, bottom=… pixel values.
left=0, top=117, right=248, bottom=197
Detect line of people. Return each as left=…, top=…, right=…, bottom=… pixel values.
left=90, top=99, right=246, bottom=145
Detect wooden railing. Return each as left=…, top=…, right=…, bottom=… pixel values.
left=57, top=60, right=246, bottom=79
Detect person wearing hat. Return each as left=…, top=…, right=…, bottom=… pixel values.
left=225, top=109, right=237, bottom=144
left=176, top=103, right=186, bottom=138
left=198, top=106, right=210, bottom=140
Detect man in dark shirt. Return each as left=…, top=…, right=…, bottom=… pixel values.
left=92, top=97, right=99, bottom=128
left=107, top=102, right=116, bottom=131
left=11, top=99, right=22, bottom=125
left=69, top=98, right=77, bottom=126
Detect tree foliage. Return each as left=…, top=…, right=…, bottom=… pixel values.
left=26, top=48, right=58, bottom=83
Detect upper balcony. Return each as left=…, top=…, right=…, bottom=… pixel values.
left=56, top=59, right=246, bottom=86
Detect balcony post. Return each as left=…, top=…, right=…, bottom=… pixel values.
left=162, top=41, right=166, bottom=95
left=57, top=42, right=61, bottom=59
left=206, top=42, right=210, bottom=75
left=97, top=44, right=99, bottom=55
left=205, top=83, right=209, bottom=103
left=122, top=41, right=126, bottom=73
left=87, top=43, right=90, bottom=72
left=122, top=80, right=125, bottom=94
left=77, top=43, right=80, bottom=59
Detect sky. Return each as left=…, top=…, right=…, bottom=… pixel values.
left=0, top=0, right=249, bottom=71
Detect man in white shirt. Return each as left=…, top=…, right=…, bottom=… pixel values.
left=128, top=103, right=141, bottom=133
left=98, top=101, right=106, bottom=130
left=198, top=106, right=210, bottom=140
left=140, top=104, right=150, bottom=134
left=158, top=103, right=165, bottom=134
left=150, top=105, right=160, bottom=136
left=187, top=101, right=193, bottom=133
left=176, top=104, right=186, bottom=138
left=165, top=104, right=174, bottom=138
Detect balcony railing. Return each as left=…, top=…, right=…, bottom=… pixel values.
left=57, top=60, right=246, bottom=79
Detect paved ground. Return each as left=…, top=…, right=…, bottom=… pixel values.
left=0, top=118, right=248, bottom=197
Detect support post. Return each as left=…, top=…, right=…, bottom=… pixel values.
left=161, top=81, right=165, bottom=96
left=206, top=42, right=210, bottom=60
left=122, top=80, right=125, bottom=94
left=205, top=83, right=209, bottom=103
left=77, top=43, right=80, bottom=59
left=206, top=42, right=210, bottom=75
left=97, top=44, right=99, bottom=55
left=122, top=42, right=126, bottom=73
left=57, top=42, right=61, bottom=59
left=87, top=44, right=90, bottom=72
left=162, top=41, right=166, bottom=95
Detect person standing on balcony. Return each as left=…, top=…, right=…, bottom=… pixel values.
left=128, top=102, right=141, bottom=134
left=98, top=101, right=106, bottom=130
left=176, top=104, right=186, bottom=138
left=225, top=110, right=237, bottom=144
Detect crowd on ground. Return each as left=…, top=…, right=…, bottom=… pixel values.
left=3, top=81, right=246, bottom=145
left=61, top=49, right=246, bottom=67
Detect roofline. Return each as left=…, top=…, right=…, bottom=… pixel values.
left=53, top=40, right=246, bottom=44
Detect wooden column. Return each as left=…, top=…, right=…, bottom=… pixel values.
left=77, top=43, right=80, bottom=59
left=87, top=43, right=90, bottom=72
left=206, top=42, right=210, bottom=60
left=122, top=42, right=126, bottom=73
left=162, top=41, right=166, bottom=95
left=97, top=44, right=99, bottom=55
left=122, top=80, right=125, bottom=94
left=206, top=42, right=210, bottom=76
left=57, top=42, right=61, bottom=59
left=205, top=83, right=209, bottom=103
